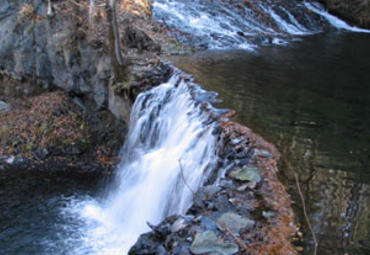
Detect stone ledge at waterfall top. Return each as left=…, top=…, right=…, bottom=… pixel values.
left=130, top=119, right=299, bottom=254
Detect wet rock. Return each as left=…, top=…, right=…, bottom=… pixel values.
left=230, top=166, right=261, bottom=183
left=190, top=230, right=239, bottom=255
left=203, top=185, right=221, bottom=200
left=217, top=212, right=254, bottom=234
left=262, top=211, right=276, bottom=219
left=253, top=149, right=274, bottom=158
left=156, top=245, right=167, bottom=255
left=171, top=218, right=187, bottom=233
left=0, top=101, right=9, bottom=112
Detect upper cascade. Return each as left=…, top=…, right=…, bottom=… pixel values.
left=152, top=0, right=370, bottom=50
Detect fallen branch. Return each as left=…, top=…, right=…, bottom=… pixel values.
left=283, top=150, right=318, bottom=255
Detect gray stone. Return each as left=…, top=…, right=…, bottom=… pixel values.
left=230, top=166, right=261, bottom=184
left=171, top=218, right=187, bottom=233
left=190, top=230, right=239, bottom=255
left=0, top=101, right=9, bottom=112
left=217, top=212, right=254, bottom=234
left=262, top=211, right=276, bottom=219
left=203, top=185, right=221, bottom=200
left=108, top=85, right=131, bottom=123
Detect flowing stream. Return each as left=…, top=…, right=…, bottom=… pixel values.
left=1, top=1, right=370, bottom=254
left=153, top=0, right=370, bottom=49
left=63, top=75, right=220, bottom=254
left=0, top=74, right=222, bottom=254
left=171, top=32, right=370, bottom=254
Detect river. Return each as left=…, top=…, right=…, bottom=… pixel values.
left=171, top=32, right=370, bottom=255
left=1, top=1, right=369, bottom=254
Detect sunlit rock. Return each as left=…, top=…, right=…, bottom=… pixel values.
left=217, top=212, right=254, bottom=234
left=190, top=230, right=238, bottom=255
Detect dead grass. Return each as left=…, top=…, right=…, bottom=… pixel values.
left=0, top=91, right=88, bottom=159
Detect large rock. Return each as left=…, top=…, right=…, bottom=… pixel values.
left=0, top=0, right=169, bottom=121
left=190, top=231, right=239, bottom=255
left=0, top=0, right=110, bottom=106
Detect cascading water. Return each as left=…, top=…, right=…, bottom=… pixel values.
left=152, top=0, right=370, bottom=49
left=304, top=2, right=370, bottom=33
left=51, top=74, right=221, bottom=254
left=152, top=0, right=321, bottom=49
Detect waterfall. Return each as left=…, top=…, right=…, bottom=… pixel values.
left=152, top=0, right=370, bottom=50
left=58, top=74, right=221, bottom=254
left=304, top=2, right=370, bottom=33
left=152, top=0, right=321, bottom=49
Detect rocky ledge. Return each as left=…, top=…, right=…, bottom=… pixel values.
left=130, top=117, right=298, bottom=255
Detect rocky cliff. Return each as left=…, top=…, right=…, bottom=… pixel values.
left=0, top=0, right=171, bottom=122
left=0, top=0, right=173, bottom=173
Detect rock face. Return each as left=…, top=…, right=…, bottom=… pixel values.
left=0, top=0, right=172, bottom=174
left=0, top=0, right=171, bottom=122
left=0, top=0, right=106, bottom=101
left=319, top=0, right=370, bottom=28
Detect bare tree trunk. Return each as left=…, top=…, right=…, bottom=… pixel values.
left=106, top=0, right=127, bottom=80
left=89, top=0, right=95, bottom=25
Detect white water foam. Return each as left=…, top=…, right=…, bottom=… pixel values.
left=304, top=2, right=370, bottom=33
left=152, top=0, right=319, bottom=49
left=153, top=0, right=370, bottom=50
left=54, top=75, right=219, bottom=254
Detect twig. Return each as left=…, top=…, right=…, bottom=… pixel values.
left=68, top=0, right=87, bottom=8
left=178, top=159, right=196, bottom=195
left=283, top=150, right=318, bottom=255
left=178, top=160, right=249, bottom=251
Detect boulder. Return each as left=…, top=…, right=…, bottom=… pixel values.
left=190, top=231, right=239, bottom=255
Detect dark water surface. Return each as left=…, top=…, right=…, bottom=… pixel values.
left=0, top=168, right=102, bottom=254
left=171, top=33, right=370, bottom=255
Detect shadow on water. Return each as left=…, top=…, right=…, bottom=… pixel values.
left=0, top=168, right=104, bottom=254
left=171, top=32, right=370, bottom=255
